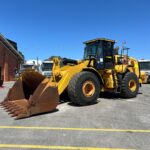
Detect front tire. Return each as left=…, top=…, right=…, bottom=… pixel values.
left=121, top=72, right=139, bottom=98
left=68, top=71, right=100, bottom=105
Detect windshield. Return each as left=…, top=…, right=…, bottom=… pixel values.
left=42, top=63, right=53, bottom=71
left=84, top=43, right=103, bottom=60
left=139, top=62, right=150, bottom=70
left=84, top=44, right=97, bottom=59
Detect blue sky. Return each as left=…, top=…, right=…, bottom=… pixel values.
left=0, top=0, right=150, bottom=60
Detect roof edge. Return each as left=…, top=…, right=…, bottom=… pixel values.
left=83, top=38, right=116, bottom=44
left=0, top=33, right=24, bottom=60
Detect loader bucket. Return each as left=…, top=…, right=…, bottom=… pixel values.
left=0, top=71, right=59, bottom=119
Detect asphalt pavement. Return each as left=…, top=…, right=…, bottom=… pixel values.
left=0, top=82, right=150, bottom=150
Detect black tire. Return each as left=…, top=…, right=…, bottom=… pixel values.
left=68, top=71, right=100, bottom=106
left=121, top=72, right=139, bottom=98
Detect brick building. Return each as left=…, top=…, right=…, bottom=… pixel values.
left=0, top=34, right=24, bottom=81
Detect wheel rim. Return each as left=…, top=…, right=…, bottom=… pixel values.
left=82, top=81, right=95, bottom=97
left=128, top=79, right=137, bottom=92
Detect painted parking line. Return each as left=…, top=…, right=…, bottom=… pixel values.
left=0, top=144, right=135, bottom=150
left=0, top=126, right=150, bottom=133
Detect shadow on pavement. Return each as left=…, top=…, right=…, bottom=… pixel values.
left=15, top=109, right=59, bottom=120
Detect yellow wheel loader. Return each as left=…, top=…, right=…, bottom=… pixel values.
left=0, top=38, right=141, bottom=119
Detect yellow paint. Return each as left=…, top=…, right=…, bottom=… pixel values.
left=140, top=71, right=148, bottom=83
left=0, top=126, right=150, bottom=133
left=82, top=80, right=96, bottom=97
left=56, top=60, right=89, bottom=95
left=0, top=144, right=135, bottom=150
left=128, top=79, right=137, bottom=92
left=101, top=70, right=114, bottom=89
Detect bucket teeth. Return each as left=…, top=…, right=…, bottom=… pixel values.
left=6, top=105, right=18, bottom=112
left=8, top=107, right=22, bottom=114
left=0, top=99, right=30, bottom=119
left=4, top=104, right=14, bottom=109
left=10, top=110, right=22, bottom=118
left=1, top=103, right=7, bottom=107
left=1, top=102, right=13, bottom=109
left=0, top=101, right=6, bottom=106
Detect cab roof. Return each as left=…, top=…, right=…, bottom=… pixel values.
left=83, top=38, right=116, bottom=44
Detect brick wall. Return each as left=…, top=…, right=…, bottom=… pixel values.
left=0, top=42, right=21, bottom=81
left=0, top=44, right=5, bottom=80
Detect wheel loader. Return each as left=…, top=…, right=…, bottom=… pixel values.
left=0, top=38, right=141, bottom=119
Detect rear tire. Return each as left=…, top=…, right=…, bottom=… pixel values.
left=68, top=71, right=100, bottom=105
left=121, top=72, right=139, bottom=98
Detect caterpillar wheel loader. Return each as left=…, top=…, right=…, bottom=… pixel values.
left=0, top=38, right=141, bottom=119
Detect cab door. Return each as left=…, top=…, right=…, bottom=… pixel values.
left=103, top=41, right=114, bottom=69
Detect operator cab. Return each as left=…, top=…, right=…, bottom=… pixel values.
left=83, top=38, right=116, bottom=69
